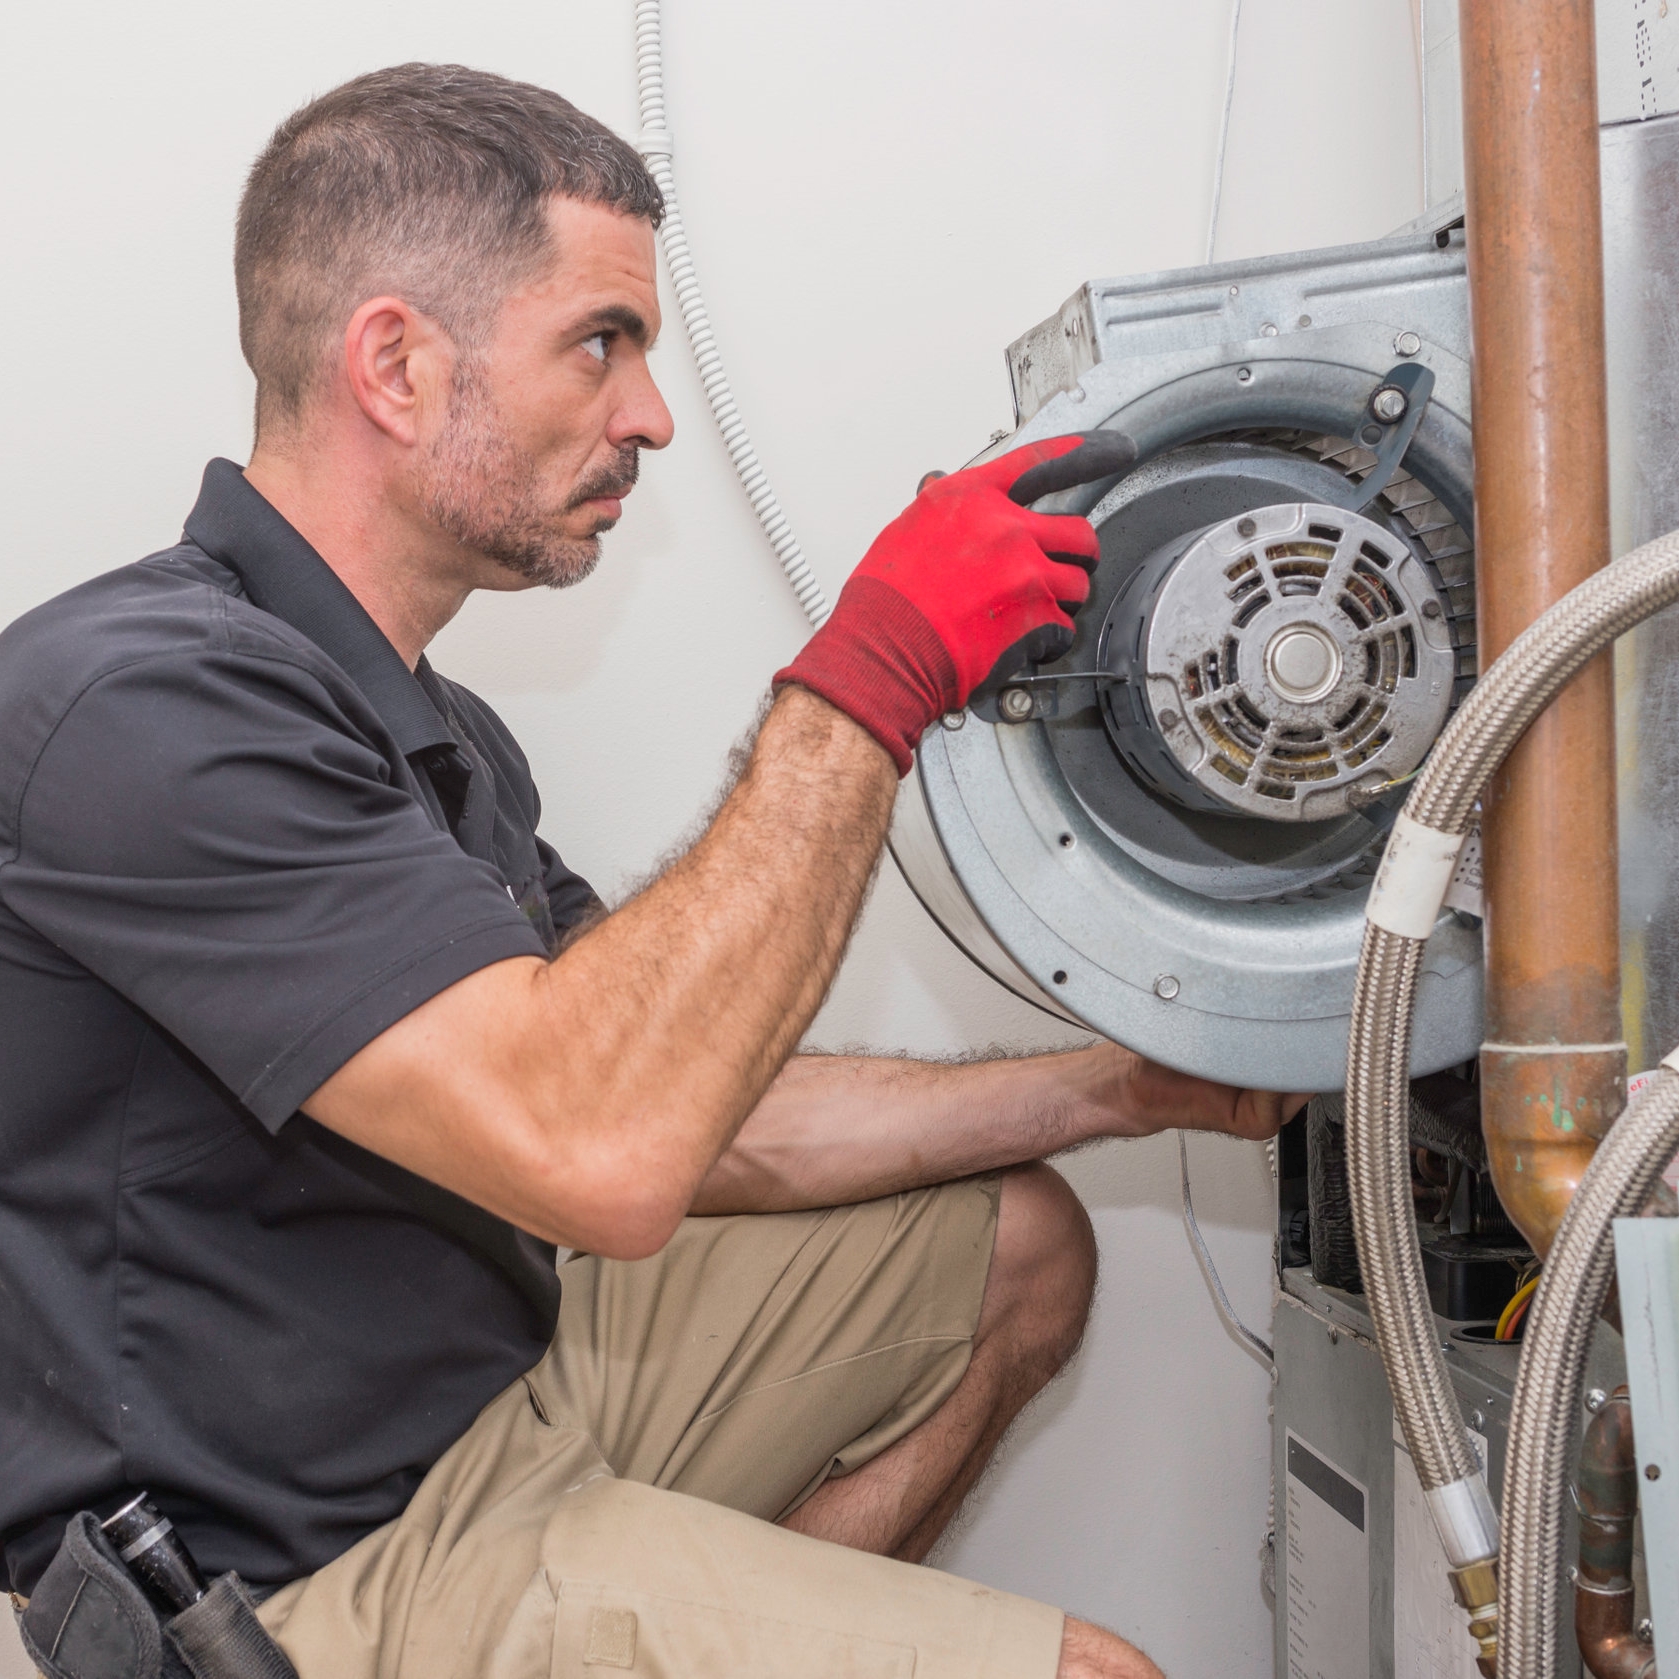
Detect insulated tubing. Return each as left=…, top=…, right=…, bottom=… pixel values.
left=633, top=1, right=830, bottom=627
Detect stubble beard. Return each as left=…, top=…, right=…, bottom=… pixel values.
left=419, top=360, right=639, bottom=590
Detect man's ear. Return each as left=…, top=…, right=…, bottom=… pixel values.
left=342, top=296, right=450, bottom=446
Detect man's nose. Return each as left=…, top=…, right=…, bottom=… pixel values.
left=611, top=362, right=675, bottom=452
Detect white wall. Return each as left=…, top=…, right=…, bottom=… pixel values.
left=0, top=4, right=1421, bottom=1674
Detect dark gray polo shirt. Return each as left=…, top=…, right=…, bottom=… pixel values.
left=0, top=460, right=602, bottom=1594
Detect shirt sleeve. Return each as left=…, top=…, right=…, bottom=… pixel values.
left=0, top=648, right=548, bottom=1129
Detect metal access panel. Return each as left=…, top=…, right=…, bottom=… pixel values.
left=1272, top=1269, right=1628, bottom=1679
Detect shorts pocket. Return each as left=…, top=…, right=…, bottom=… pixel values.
left=551, top=1580, right=916, bottom=1679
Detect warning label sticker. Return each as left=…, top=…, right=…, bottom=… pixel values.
left=1285, top=1431, right=1370, bottom=1679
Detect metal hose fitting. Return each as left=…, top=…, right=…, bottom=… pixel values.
left=1346, top=525, right=1679, bottom=1675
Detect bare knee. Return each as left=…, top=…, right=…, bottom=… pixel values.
left=1059, top=1616, right=1165, bottom=1679
left=979, top=1162, right=1097, bottom=1377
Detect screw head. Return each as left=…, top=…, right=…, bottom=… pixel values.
left=942, top=711, right=966, bottom=731
left=1421, top=600, right=1443, bottom=620
left=998, top=687, right=1036, bottom=723
left=1157, top=708, right=1181, bottom=731
left=1154, top=974, right=1181, bottom=1000
left=1394, top=330, right=1423, bottom=357
left=1586, top=1388, right=1609, bottom=1414
left=1372, top=385, right=1409, bottom=424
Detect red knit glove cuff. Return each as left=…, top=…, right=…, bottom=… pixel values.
left=773, top=576, right=959, bottom=777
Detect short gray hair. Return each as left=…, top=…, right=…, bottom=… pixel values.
left=235, top=62, right=663, bottom=434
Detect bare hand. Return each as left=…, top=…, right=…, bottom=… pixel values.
left=1086, top=1042, right=1310, bottom=1142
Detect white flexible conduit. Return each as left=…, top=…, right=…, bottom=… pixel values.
left=633, top=1, right=831, bottom=629
left=1347, top=525, right=1679, bottom=1674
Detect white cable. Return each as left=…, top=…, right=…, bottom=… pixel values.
left=1205, top=0, right=1244, bottom=265
left=633, top=1, right=831, bottom=628
left=1179, top=1131, right=1274, bottom=1368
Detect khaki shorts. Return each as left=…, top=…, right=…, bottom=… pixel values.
left=258, top=1177, right=1065, bottom=1679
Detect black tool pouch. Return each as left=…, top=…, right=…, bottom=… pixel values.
left=20, top=1514, right=298, bottom=1679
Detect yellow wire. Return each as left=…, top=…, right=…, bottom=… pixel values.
left=1496, top=1275, right=1540, bottom=1340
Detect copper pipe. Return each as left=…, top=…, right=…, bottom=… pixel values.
left=1462, top=0, right=1624, bottom=1261
left=1576, top=1388, right=1658, bottom=1679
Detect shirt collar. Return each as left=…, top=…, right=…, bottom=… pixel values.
left=182, top=458, right=455, bottom=758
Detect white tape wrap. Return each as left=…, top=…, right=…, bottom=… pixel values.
left=1662, top=1047, right=1679, bottom=1077
left=1365, top=813, right=1468, bottom=940
left=1424, top=1474, right=1500, bottom=1567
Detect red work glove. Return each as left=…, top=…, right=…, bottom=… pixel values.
left=775, top=432, right=1136, bottom=774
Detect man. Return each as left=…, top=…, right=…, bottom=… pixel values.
left=0, top=64, right=1297, bottom=1679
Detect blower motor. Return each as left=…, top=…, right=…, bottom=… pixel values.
left=893, top=223, right=1483, bottom=1090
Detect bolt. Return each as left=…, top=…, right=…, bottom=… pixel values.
left=1648, top=1463, right=1662, bottom=1481
left=1237, top=516, right=1258, bottom=539
left=1154, top=974, right=1181, bottom=1000
left=1586, top=1388, right=1609, bottom=1414
left=1470, top=1409, right=1486, bottom=1431
left=1394, top=330, right=1423, bottom=357
left=999, top=687, right=1036, bottom=723
left=1638, top=1619, right=1654, bottom=1644
left=1421, top=600, right=1443, bottom=619
left=1237, top=367, right=1253, bottom=385
left=1158, top=708, right=1181, bottom=731
left=942, top=711, right=966, bottom=731
left=1372, top=386, right=1409, bottom=424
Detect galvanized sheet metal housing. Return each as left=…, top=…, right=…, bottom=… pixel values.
left=891, top=228, right=1485, bottom=1090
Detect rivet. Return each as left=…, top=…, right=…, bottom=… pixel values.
left=1158, top=708, right=1181, bottom=731
left=1154, top=975, right=1181, bottom=1000
left=1053, top=969, right=1069, bottom=986
left=1068, top=386, right=1087, bottom=404
left=1394, top=330, right=1423, bottom=357
left=1648, top=1463, right=1663, bottom=1481
left=1237, top=516, right=1258, bottom=538
left=1229, top=285, right=1240, bottom=298
left=1058, top=832, right=1076, bottom=849
left=1261, top=322, right=1279, bottom=338
left=1297, top=314, right=1312, bottom=329
left=942, top=711, right=966, bottom=731
left=1421, top=600, right=1443, bottom=620
left=1236, top=367, right=1253, bottom=385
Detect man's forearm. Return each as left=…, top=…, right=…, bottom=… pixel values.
left=692, top=1044, right=1304, bottom=1215
left=693, top=1046, right=1139, bottom=1213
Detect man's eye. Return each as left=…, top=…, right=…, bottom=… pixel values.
left=580, top=333, right=609, bottom=363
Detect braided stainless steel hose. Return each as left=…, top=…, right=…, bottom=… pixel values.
left=1347, top=526, right=1679, bottom=1673
left=1501, top=1066, right=1679, bottom=1678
